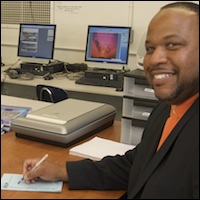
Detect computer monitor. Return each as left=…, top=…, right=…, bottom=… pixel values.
left=17, top=23, right=56, bottom=64
left=85, top=25, right=131, bottom=71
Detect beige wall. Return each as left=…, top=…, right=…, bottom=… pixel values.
left=1, top=1, right=199, bottom=70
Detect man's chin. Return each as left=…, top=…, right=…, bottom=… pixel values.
left=154, top=91, right=174, bottom=102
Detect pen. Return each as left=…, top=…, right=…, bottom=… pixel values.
left=18, top=154, right=49, bottom=184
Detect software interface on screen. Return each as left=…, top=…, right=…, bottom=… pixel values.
left=17, top=24, right=56, bottom=62
left=85, top=26, right=131, bottom=70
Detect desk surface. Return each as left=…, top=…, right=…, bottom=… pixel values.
left=1, top=66, right=123, bottom=120
left=1, top=120, right=126, bottom=199
left=1, top=65, right=123, bottom=97
left=1, top=95, right=52, bottom=111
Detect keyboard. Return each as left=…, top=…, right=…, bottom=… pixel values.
left=75, top=76, right=124, bottom=89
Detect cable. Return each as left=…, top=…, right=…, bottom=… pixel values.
left=4, top=59, right=21, bottom=73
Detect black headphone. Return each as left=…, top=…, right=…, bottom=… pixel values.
left=8, top=69, right=19, bottom=79
left=7, top=69, right=34, bottom=80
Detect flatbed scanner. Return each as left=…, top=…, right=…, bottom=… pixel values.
left=11, top=99, right=116, bottom=147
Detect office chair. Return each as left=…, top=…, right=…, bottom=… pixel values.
left=36, top=84, right=69, bottom=103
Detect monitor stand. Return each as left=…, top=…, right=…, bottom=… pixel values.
left=20, top=57, right=50, bottom=65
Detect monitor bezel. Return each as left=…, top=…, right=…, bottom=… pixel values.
left=17, top=23, right=56, bottom=64
left=84, top=25, right=131, bottom=70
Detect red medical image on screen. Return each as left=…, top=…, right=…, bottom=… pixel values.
left=91, top=33, right=118, bottom=59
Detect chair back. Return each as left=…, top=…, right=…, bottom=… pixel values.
left=36, top=85, right=68, bottom=103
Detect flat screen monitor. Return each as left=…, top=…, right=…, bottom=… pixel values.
left=17, top=23, right=56, bottom=64
left=85, top=25, right=131, bottom=71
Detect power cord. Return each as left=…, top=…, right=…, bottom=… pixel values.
left=3, top=59, right=21, bottom=73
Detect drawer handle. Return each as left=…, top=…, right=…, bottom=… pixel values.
left=144, top=88, right=154, bottom=93
left=142, top=112, right=150, bottom=117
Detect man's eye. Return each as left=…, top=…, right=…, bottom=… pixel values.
left=168, top=43, right=176, bottom=47
left=146, top=47, right=154, bottom=54
left=167, top=43, right=181, bottom=49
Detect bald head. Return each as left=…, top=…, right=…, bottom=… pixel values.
left=161, top=1, right=199, bottom=15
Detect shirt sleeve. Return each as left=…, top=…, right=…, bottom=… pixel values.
left=67, top=147, right=137, bottom=190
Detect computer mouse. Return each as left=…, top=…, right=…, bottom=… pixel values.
left=44, top=74, right=53, bottom=80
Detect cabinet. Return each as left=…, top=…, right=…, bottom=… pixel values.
left=120, top=69, right=159, bottom=145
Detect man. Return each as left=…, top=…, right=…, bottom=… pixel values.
left=22, top=2, right=199, bottom=199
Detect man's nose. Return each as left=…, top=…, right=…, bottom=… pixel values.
left=149, top=47, right=168, bottom=66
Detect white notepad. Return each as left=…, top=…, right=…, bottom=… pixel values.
left=69, top=136, right=135, bottom=161
left=1, top=173, right=63, bottom=193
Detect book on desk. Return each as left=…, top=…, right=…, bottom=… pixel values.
left=1, top=105, right=31, bottom=134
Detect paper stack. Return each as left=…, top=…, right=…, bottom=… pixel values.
left=69, top=136, right=135, bottom=161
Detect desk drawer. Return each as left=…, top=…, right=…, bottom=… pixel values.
left=122, top=100, right=153, bottom=120
left=120, top=118, right=145, bottom=145
left=122, top=97, right=157, bottom=120
left=131, top=84, right=156, bottom=100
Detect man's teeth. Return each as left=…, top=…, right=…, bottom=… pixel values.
left=154, top=74, right=172, bottom=79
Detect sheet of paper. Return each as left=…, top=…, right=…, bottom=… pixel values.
left=1, top=173, right=63, bottom=193
left=69, top=136, right=135, bottom=161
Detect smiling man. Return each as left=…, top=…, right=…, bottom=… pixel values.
left=22, top=2, right=199, bottom=199
left=144, top=4, right=199, bottom=105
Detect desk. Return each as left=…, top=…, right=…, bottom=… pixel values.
left=1, top=121, right=126, bottom=199
left=1, top=95, right=52, bottom=111
left=1, top=66, right=123, bottom=120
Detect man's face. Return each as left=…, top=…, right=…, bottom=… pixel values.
left=144, top=8, right=199, bottom=105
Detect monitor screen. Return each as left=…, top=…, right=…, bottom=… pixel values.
left=85, top=25, right=131, bottom=70
left=17, top=23, right=56, bottom=64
